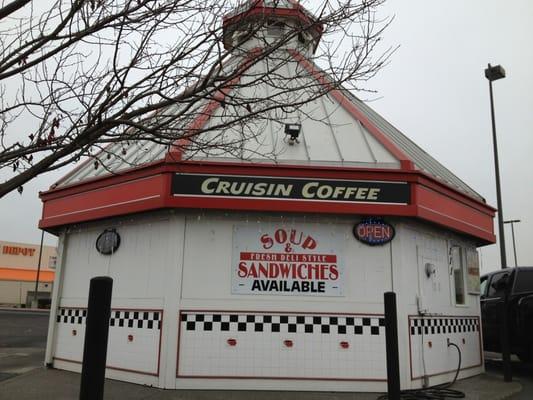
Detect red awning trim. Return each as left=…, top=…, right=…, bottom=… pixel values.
left=40, top=159, right=496, bottom=245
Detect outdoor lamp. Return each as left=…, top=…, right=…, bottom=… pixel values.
left=284, top=123, right=301, bottom=145
left=485, top=64, right=506, bottom=81
left=484, top=62, right=512, bottom=382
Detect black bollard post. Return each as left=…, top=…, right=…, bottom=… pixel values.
left=79, top=276, right=113, bottom=400
left=500, top=294, right=512, bottom=382
left=384, top=292, right=401, bottom=400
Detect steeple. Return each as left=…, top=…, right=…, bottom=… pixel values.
left=222, top=0, right=323, bottom=54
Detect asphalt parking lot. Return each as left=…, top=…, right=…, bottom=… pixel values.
left=485, top=355, right=533, bottom=400
left=0, top=309, right=49, bottom=382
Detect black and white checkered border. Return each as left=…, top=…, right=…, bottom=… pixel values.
left=409, top=316, right=479, bottom=336
left=180, top=313, right=385, bottom=335
left=110, top=310, right=161, bottom=330
left=57, top=308, right=86, bottom=324
left=56, top=307, right=161, bottom=330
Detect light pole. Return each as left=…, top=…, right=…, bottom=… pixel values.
left=33, top=230, right=45, bottom=308
left=503, top=219, right=520, bottom=267
left=485, top=63, right=511, bottom=382
left=485, top=63, right=508, bottom=271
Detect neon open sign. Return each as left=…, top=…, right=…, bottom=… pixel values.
left=353, top=218, right=395, bottom=246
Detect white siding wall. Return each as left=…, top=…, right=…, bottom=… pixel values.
left=393, top=222, right=483, bottom=389
left=49, top=211, right=482, bottom=391
left=180, top=213, right=391, bottom=307
left=51, top=213, right=182, bottom=386
left=176, top=213, right=391, bottom=390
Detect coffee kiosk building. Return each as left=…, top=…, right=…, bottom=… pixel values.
left=40, top=1, right=495, bottom=392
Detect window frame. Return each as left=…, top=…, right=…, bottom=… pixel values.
left=486, top=271, right=511, bottom=299
left=449, top=244, right=467, bottom=306
left=479, top=275, right=489, bottom=298
left=511, top=269, right=533, bottom=294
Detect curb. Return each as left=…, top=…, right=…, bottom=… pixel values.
left=0, top=307, right=50, bottom=313
left=472, top=372, right=523, bottom=400
left=0, top=367, right=42, bottom=386
left=496, top=382, right=523, bottom=399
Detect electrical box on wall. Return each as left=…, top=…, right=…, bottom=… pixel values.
left=426, top=262, right=442, bottom=293
left=425, top=263, right=436, bottom=279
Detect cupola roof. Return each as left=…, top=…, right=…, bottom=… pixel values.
left=222, top=0, right=323, bottom=52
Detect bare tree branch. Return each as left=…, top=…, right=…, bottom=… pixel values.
left=0, top=0, right=31, bottom=20
left=0, top=0, right=395, bottom=197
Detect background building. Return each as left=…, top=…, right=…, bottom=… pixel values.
left=0, top=240, right=57, bottom=307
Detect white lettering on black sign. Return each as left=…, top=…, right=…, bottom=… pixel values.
left=172, top=174, right=410, bottom=204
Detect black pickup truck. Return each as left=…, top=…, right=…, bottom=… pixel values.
left=480, top=267, right=533, bottom=362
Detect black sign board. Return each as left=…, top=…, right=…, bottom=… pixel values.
left=172, top=174, right=410, bottom=204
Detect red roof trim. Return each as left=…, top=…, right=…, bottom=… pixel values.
left=40, top=159, right=496, bottom=244
left=223, top=8, right=323, bottom=32
left=40, top=174, right=168, bottom=229
left=416, top=173, right=494, bottom=215
left=167, top=48, right=263, bottom=162
left=288, top=49, right=414, bottom=170
left=222, top=2, right=324, bottom=34
left=41, top=159, right=494, bottom=213
left=40, top=159, right=167, bottom=200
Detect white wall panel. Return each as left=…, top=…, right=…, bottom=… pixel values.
left=409, top=316, right=482, bottom=379
left=399, top=223, right=480, bottom=314
left=54, top=307, right=162, bottom=376
left=60, top=217, right=172, bottom=303
left=54, top=308, right=85, bottom=363
left=299, top=99, right=340, bottom=161
left=394, top=222, right=483, bottom=389
left=50, top=211, right=483, bottom=392
left=363, top=126, right=398, bottom=164
left=176, top=213, right=393, bottom=390
left=52, top=214, right=177, bottom=386
left=180, top=214, right=392, bottom=305
left=178, top=311, right=386, bottom=380
left=107, top=309, right=162, bottom=375
left=320, top=95, right=386, bottom=164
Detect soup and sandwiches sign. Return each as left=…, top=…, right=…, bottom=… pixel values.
left=232, top=224, right=344, bottom=297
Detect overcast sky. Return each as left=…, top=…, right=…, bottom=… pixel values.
left=1, top=1, right=532, bottom=274
left=368, top=0, right=533, bottom=273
